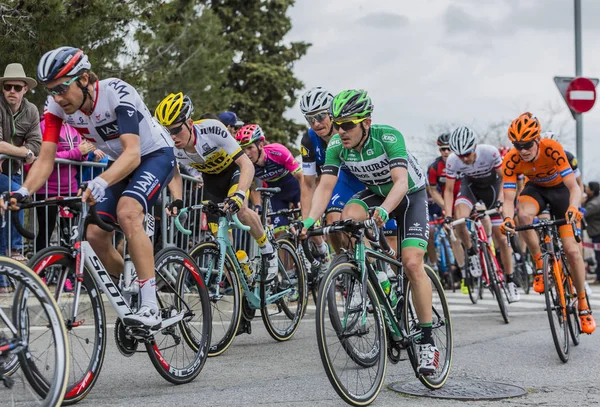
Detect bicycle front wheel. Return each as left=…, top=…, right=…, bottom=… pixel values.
left=316, top=262, right=386, bottom=406
left=261, top=238, right=307, bottom=341
left=26, top=246, right=106, bottom=405
left=148, top=248, right=211, bottom=384
left=562, top=255, right=581, bottom=346
left=189, top=241, right=242, bottom=357
left=2, top=257, right=70, bottom=407
left=542, top=255, right=569, bottom=363
left=404, top=265, right=453, bottom=389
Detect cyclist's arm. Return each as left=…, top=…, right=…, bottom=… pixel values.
left=98, top=133, right=141, bottom=185
left=21, top=141, right=58, bottom=193
left=564, top=174, right=582, bottom=209
left=167, top=165, right=183, bottom=201
left=381, top=166, right=408, bottom=213
left=301, top=174, right=317, bottom=218
left=503, top=189, right=516, bottom=220
left=576, top=174, right=585, bottom=205
left=233, top=153, right=255, bottom=195
left=428, top=185, right=444, bottom=208
left=249, top=181, right=261, bottom=207
left=495, top=167, right=504, bottom=204
left=306, top=174, right=337, bottom=221
left=443, top=177, right=456, bottom=217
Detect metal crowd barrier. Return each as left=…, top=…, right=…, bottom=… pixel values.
left=0, top=155, right=254, bottom=261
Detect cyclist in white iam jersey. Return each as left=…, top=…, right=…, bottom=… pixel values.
left=9, top=47, right=175, bottom=328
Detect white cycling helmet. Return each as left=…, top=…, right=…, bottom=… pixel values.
left=299, top=86, right=334, bottom=115
left=449, top=126, right=477, bottom=155
left=541, top=131, right=556, bottom=140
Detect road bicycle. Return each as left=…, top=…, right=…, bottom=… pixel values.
left=429, top=217, right=456, bottom=292
left=0, top=255, right=69, bottom=406
left=178, top=191, right=306, bottom=357
left=513, top=217, right=586, bottom=362
left=308, top=218, right=452, bottom=406
left=15, top=194, right=211, bottom=404
left=451, top=206, right=510, bottom=323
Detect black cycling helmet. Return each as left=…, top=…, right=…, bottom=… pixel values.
left=437, top=132, right=450, bottom=147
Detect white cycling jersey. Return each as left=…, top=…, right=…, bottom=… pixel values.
left=445, top=144, right=502, bottom=185
left=44, top=78, right=172, bottom=160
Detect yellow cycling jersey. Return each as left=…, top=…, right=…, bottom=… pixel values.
left=173, top=119, right=243, bottom=175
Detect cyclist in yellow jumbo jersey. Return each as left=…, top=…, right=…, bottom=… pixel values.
left=500, top=112, right=595, bottom=334
left=155, top=93, right=278, bottom=283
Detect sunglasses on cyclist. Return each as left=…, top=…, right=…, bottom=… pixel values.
left=305, top=112, right=329, bottom=124
left=45, top=76, right=79, bottom=96
left=457, top=151, right=473, bottom=159
left=333, top=118, right=367, bottom=131
left=169, top=122, right=188, bottom=135
left=439, top=147, right=450, bottom=152
left=3, top=84, right=24, bottom=92
left=513, top=140, right=536, bottom=151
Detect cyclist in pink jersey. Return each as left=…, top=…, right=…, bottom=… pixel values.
left=236, top=124, right=303, bottom=233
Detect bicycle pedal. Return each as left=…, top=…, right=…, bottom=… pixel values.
left=1, top=374, right=14, bottom=389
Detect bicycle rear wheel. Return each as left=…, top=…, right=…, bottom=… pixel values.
left=404, top=265, right=453, bottom=389
left=542, top=255, right=569, bottom=363
left=26, top=246, right=106, bottom=405
left=484, top=248, right=509, bottom=324
left=189, top=241, right=242, bottom=357
left=1, top=257, right=70, bottom=407
left=316, top=262, right=386, bottom=406
left=261, top=238, right=306, bottom=341
left=147, top=248, right=211, bottom=384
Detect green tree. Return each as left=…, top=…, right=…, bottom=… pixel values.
left=132, top=0, right=234, bottom=116
left=207, top=0, right=310, bottom=146
left=0, top=0, right=140, bottom=108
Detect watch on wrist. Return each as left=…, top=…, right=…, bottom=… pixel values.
left=25, top=149, right=34, bottom=162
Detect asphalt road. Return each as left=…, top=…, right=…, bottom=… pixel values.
left=54, top=284, right=600, bottom=407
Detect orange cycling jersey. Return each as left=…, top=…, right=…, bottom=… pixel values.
left=502, top=138, right=574, bottom=190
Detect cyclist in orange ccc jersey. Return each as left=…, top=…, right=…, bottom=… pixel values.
left=500, top=112, right=595, bottom=334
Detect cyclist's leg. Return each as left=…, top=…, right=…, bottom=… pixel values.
left=323, top=172, right=361, bottom=253
left=427, top=203, right=442, bottom=266
left=453, top=181, right=476, bottom=256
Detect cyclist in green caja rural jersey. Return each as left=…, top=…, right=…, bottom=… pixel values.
left=300, top=89, right=439, bottom=375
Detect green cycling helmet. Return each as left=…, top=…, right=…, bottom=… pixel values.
left=330, top=89, right=374, bottom=119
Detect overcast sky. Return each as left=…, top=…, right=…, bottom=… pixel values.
left=285, top=0, right=600, bottom=181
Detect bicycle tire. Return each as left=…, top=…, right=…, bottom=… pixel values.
left=2, top=257, right=70, bottom=407
left=522, top=250, right=534, bottom=295
left=464, top=246, right=481, bottom=304
left=562, top=255, right=580, bottom=346
left=25, top=246, right=106, bottom=405
left=146, top=248, right=211, bottom=384
left=261, top=238, right=307, bottom=341
left=542, top=255, right=569, bottom=363
left=188, top=241, right=242, bottom=357
left=403, top=265, right=453, bottom=389
left=316, top=262, right=386, bottom=406
left=441, top=237, right=455, bottom=293
left=483, top=248, right=509, bottom=324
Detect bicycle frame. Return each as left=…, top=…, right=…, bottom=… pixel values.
left=432, top=223, right=454, bottom=273
left=536, top=225, right=570, bottom=320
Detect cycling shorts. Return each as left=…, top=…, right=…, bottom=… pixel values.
left=268, top=177, right=301, bottom=231
left=347, top=188, right=429, bottom=250
left=97, top=147, right=175, bottom=222
left=454, top=179, right=502, bottom=226
left=327, top=170, right=365, bottom=214
left=518, top=182, right=573, bottom=238
left=201, top=163, right=241, bottom=223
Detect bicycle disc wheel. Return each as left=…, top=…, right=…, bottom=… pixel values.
left=147, top=248, right=211, bottom=384
left=404, top=265, right=453, bottom=389
left=189, top=241, right=242, bottom=357
left=316, top=262, right=386, bottom=406
left=2, top=257, right=70, bottom=407
left=261, top=238, right=306, bottom=341
left=484, top=249, right=509, bottom=324
left=26, top=247, right=106, bottom=405
left=542, top=255, right=569, bottom=363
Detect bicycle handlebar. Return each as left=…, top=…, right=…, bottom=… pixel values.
left=451, top=207, right=499, bottom=227
left=173, top=204, right=250, bottom=236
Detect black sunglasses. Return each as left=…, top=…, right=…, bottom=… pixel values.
left=3, top=84, right=24, bottom=92
left=169, top=122, right=187, bottom=135
left=439, top=147, right=450, bottom=152
left=513, top=140, right=535, bottom=151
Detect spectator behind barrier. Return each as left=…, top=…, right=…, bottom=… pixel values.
left=0, top=63, right=42, bottom=275
left=584, top=181, right=600, bottom=285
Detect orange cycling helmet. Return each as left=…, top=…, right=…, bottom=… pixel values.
left=508, top=112, right=541, bottom=143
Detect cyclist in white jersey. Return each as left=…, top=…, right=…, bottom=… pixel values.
left=443, top=127, right=519, bottom=302
left=9, top=47, right=175, bottom=328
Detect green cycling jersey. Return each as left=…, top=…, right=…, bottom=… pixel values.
left=322, top=124, right=426, bottom=196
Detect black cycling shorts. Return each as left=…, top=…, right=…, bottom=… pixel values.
left=454, top=179, right=502, bottom=225
left=201, top=164, right=240, bottom=223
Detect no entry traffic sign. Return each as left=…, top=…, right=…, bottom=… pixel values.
left=554, top=76, right=599, bottom=117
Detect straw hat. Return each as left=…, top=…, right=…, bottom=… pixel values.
left=0, top=63, right=37, bottom=89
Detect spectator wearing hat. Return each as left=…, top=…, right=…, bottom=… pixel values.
left=217, top=111, right=244, bottom=135
left=0, top=63, right=42, bottom=270
left=584, top=181, right=600, bottom=284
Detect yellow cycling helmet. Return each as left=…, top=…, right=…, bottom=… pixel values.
left=154, top=92, right=194, bottom=126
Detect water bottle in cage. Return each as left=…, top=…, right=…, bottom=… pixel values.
left=120, top=253, right=139, bottom=306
